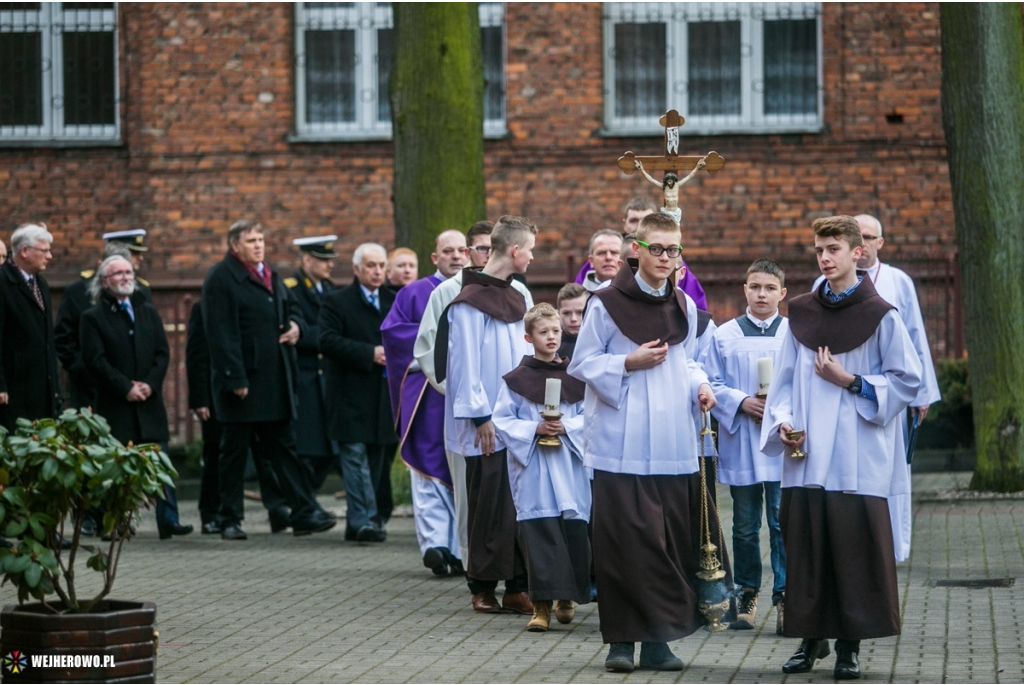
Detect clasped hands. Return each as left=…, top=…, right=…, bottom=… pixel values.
left=126, top=381, right=153, bottom=402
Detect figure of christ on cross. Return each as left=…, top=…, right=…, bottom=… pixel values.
left=617, top=109, right=725, bottom=224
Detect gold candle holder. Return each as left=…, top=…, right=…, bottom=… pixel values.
left=538, top=409, right=563, bottom=447
left=786, top=429, right=806, bottom=458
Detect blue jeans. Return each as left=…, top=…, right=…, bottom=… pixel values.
left=730, top=482, right=786, bottom=605
left=337, top=442, right=379, bottom=530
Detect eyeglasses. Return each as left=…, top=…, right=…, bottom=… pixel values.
left=105, top=270, right=134, bottom=279
left=636, top=240, right=682, bottom=258
left=469, top=245, right=491, bottom=255
left=26, top=245, right=52, bottom=255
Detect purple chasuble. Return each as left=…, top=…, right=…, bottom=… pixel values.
left=574, top=258, right=708, bottom=310
left=380, top=274, right=452, bottom=487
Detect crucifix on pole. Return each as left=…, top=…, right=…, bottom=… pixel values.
left=617, top=109, right=725, bottom=224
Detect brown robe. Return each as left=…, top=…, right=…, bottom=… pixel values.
left=781, top=488, right=901, bottom=640
left=464, top=449, right=526, bottom=582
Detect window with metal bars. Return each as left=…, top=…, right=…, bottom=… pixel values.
left=0, top=2, right=119, bottom=144
left=603, top=2, right=822, bottom=136
left=294, top=2, right=506, bottom=141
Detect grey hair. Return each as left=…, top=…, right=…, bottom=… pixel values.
left=11, top=223, right=54, bottom=254
left=227, top=219, right=262, bottom=246
left=89, top=255, right=134, bottom=303
left=103, top=242, right=132, bottom=260
left=588, top=229, right=625, bottom=255
left=854, top=214, right=883, bottom=237
left=353, top=242, right=387, bottom=268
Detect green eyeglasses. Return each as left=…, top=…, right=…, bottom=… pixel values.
left=636, top=240, right=682, bottom=259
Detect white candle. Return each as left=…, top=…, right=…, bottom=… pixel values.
left=757, top=357, right=773, bottom=395
left=544, top=378, right=561, bottom=409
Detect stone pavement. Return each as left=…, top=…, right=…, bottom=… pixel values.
left=22, top=472, right=1024, bottom=683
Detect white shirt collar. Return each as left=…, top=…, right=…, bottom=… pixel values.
left=634, top=270, right=667, bottom=297
left=864, top=260, right=882, bottom=279
left=18, top=267, right=34, bottom=282
left=434, top=270, right=447, bottom=282
left=359, top=283, right=378, bottom=300
left=255, top=262, right=265, bottom=275
left=745, top=307, right=779, bottom=330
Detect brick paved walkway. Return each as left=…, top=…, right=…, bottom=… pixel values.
left=29, top=472, right=1024, bottom=683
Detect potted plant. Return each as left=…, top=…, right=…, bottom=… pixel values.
left=0, top=409, right=177, bottom=684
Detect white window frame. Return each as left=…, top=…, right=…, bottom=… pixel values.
left=292, top=2, right=507, bottom=142
left=0, top=3, right=120, bottom=145
left=602, top=2, right=823, bottom=136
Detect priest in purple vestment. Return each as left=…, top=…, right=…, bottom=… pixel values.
left=381, top=230, right=469, bottom=577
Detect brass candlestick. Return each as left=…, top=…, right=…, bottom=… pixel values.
left=538, top=408, right=563, bottom=447
left=786, top=429, right=807, bottom=458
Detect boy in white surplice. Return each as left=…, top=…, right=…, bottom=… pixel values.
left=494, top=303, right=591, bottom=633
left=703, top=259, right=789, bottom=635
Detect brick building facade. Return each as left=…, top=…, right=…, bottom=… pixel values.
left=0, top=2, right=960, bottom=440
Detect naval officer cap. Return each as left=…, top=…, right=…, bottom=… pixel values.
left=102, top=229, right=148, bottom=252
left=293, top=235, right=339, bottom=259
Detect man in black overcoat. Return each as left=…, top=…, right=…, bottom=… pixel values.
left=286, top=236, right=339, bottom=488
left=319, top=241, right=398, bottom=542
left=80, top=255, right=192, bottom=540
left=186, top=300, right=292, bottom=534
left=202, top=220, right=335, bottom=540
left=0, top=223, right=61, bottom=431
left=55, top=231, right=152, bottom=412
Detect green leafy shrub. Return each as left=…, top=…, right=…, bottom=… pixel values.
left=916, top=357, right=974, bottom=449
left=0, top=409, right=177, bottom=613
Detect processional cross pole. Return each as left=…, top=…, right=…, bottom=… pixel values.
left=617, top=109, right=725, bottom=224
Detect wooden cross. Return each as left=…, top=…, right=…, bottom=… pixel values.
left=616, top=109, right=726, bottom=178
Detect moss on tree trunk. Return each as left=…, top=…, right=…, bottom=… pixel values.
left=940, top=3, right=1024, bottom=491
left=391, top=3, right=486, bottom=270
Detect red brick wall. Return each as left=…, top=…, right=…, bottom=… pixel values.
left=3, top=2, right=959, bottom=440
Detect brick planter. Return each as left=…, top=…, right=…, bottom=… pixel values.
left=0, top=600, right=156, bottom=683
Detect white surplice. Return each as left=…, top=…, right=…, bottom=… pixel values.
left=410, top=469, right=461, bottom=558
left=493, top=385, right=591, bottom=522
left=412, top=270, right=531, bottom=562
left=567, top=290, right=710, bottom=476
left=815, top=263, right=940, bottom=560
left=445, top=292, right=535, bottom=457
left=705, top=314, right=789, bottom=485
left=760, top=309, right=922, bottom=498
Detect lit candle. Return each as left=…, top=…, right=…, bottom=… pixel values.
left=544, top=378, right=561, bottom=410
left=757, top=357, right=773, bottom=395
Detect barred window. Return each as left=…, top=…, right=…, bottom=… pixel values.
left=0, top=2, right=119, bottom=144
left=294, top=2, right=506, bottom=141
left=603, top=2, right=822, bottom=135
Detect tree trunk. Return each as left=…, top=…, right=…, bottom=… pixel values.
left=391, top=3, right=486, bottom=271
left=940, top=4, right=1024, bottom=491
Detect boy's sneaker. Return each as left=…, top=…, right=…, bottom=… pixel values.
left=730, top=588, right=758, bottom=630
left=775, top=595, right=785, bottom=635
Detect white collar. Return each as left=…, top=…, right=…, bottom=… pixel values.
left=864, top=260, right=882, bottom=279
left=18, top=267, right=33, bottom=282
left=434, top=269, right=447, bottom=282
left=359, top=283, right=379, bottom=299
left=745, top=307, right=779, bottom=329
left=634, top=270, right=667, bottom=296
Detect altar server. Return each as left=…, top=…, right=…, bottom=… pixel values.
left=704, top=259, right=789, bottom=634
left=568, top=212, right=724, bottom=673
left=762, top=215, right=921, bottom=680
left=813, top=214, right=941, bottom=561
left=494, top=303, right=591, bottom=633
left=437, top=216, right=537, bottom=615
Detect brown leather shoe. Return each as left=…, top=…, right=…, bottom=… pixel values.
left=501, top=591, right=534, bottom=615
left=471, top=591, right=501, bottom=613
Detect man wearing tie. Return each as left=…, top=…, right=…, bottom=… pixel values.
left=0, top=223, right=62, bottom=431
left=319, top=242, right=397, bottom=542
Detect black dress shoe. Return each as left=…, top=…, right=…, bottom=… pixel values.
left=605, top=642, right=635, bottom=672
left=268, top=507, right=291, bottom=534
left=448, top=557, right=465, bottom=576
left=423, top=547, right=449, bottom=576
left=293, top=510, right=337, bottom=536
left=782, top=638, right=830, bottom=674
left=639, top=642, right=683, bottom=671
left=80, top=517, right=98, bottom=537
left=221, top=523, right=247, bottom=540
left=345, top=524, right=359, bottom=541
left=158, top=522, right=194, bottom=540
left=834, top=649, right=861, bottom=680
left=356, top=523, right=385, bottom=542
left=201, top=521, right=221, bottom=535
